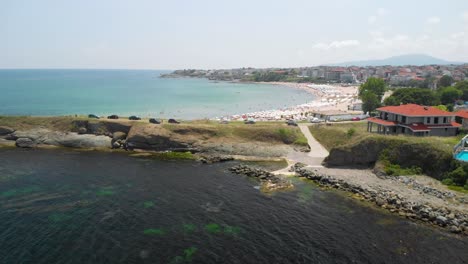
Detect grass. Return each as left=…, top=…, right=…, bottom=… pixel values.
left=447, top=185, right=468, bottom=194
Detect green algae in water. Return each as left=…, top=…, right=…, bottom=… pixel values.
left=170, top=247, right=198, bottom=263
left=1, top=186, right=41, bottom=198
left=96, top=186, right=115, bottom=196
left=204, top=223, right=221, bottom=234
left=143, top=201, right=155, bottom=208
left=182, top=223, right=197, bottom=233
left=223, top=225, right=241, bottom=236
left=48, top=213, right=73, bottom=223
left=143, top=228, right=166, bottom=236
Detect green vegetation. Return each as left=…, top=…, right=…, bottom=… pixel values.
left=143, top=201, right=155, bottom=208
left=170, top=247, right=198, bottom=263
left=143, top=228, right=166, bottom=236
left=182, top=224, right=197, bottom=233
left=384, top=80, right=468, bottom=112
left=223, top=225, right=241, bottom=236
left=1, top=186, right=41, bottom=198
left=359, top=77, right=386, bottom=113
left=204, top=223, right=221, bottom=234
left=152, top=151, right=196, bottom=160
left=96, top=186, right=115, bottom=196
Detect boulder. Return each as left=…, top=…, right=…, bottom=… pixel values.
left=0, top=126, right=15, bottom=135
left=78, top=127, right=87, bottom=134
left=112, top=131, right=127, bottom=141
left=16, top=138, right=34, bottom=148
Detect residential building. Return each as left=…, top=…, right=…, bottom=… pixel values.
left=367, top=104, right=460, bottom=136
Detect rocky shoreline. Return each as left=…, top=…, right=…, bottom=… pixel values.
left=229, top=165, right=294, bottom=192
left=292, top=164, right=468, bottom=236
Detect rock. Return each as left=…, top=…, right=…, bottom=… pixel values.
left=0, top=126, right=15, bottom=135
left=16, top=138, right=34, bottom=148
left=449, top=225, right=461, bottom=234
left=436, top=216, right=448, bottom=226
left=112, top=131, right=127, bottom=141
left=78, top=127, right=87, bottom=134
left=289, top=162, right=307, bottom=172
left=126, top=125, right=192, bottom=151
left=11, top=129, right=112, bottom=148
left=112, top=141, right=121, bottom=149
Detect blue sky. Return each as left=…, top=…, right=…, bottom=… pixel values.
left=1, top=0, right=468, bottom=69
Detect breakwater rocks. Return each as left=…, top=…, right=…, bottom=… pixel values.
left=294, top=166, right=468, bottom=235
left=229, top=165, right=293, bottom=192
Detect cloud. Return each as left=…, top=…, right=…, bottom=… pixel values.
left=463, top=11, right=468, bottom=22
left=313, top=40, right=360, bottom=50
left=451, top=32, right=465, bottom=39
left=368, top=16, right=377, bottom=25
left=377, top=8, right=387, bottom=16
left=426, top=16, right=440, bottom=25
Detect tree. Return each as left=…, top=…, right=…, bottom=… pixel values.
left=359, top=77, right=386, bottom=101
left=361, top=91, right=381, bottom=113
left=439, top=86, right=462, bottom=104
left=434, top=105, right=448, bottom=111
left=383, top=88, right=439, bottom=106
left=454, top=81, right=468, bottom=101
left=438, top=75, right=454, bottom=88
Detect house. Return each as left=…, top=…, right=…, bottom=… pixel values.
left=367, top=104, right=461, bottom=136
left=455, top=110, right=468, bottom=129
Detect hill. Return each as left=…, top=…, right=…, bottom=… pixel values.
left=329, top=54, right=464, bottom=67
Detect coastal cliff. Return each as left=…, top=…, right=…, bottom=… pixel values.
left=0, top=117, right=308, bottom=158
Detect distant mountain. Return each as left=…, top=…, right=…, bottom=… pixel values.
left=329, top=54, right=465, bottom=67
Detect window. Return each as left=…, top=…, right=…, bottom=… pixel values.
left=443, top=117, right=447, bottom=123
left=426, top=117, right=430, bottom=124
left=402, top=116, right=407, bottom=123
left=434, top=117, right=439, bottom=124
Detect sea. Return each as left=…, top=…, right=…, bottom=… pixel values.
left=0, top=69, right=313, bottom=119
left=0, top=149, right=467, bottom=263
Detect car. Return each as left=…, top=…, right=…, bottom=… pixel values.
left=310, top=117, right=323, bottom=123
left=168, top=118, right=180, bottom=124
left=149, top=118, right=161, bottom=124
left=88, top=114, right=99, bottom=119
left=107, top=115, right=119, bottom=119
left=286, top=120, right=298, bottom=126
left=351, top=117, right=361, bottom=121
left=244, top=118, right=256, bottom=124
left=129, top=115, right=141, bottom=120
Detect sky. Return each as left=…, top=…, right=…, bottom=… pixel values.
left=1, top=0, right=468, bottom=69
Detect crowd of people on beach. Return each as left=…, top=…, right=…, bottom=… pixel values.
left=216, top=83, right=360, bottom=121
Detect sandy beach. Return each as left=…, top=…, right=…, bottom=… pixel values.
left=219, top=82, right=361, bottom=121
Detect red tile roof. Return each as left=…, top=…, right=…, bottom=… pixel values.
left=377, top=104, right=454, bottom=117
left=404, top=123, right=429, bottom=131
left=455, top=110, right=468, bottom=119
left=367, top=117, right=398, bottom=126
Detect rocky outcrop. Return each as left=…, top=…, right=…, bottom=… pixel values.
left=324, top=137, right=452, bottom=179
left=0, top=126, right=15, bottom=136
left=229, top=165, right=293, bottom=192
left=126, top=125, right=194, bottom=151
left=10, top=129, right=112, bottom=148
left=199, top=154, right=234, bottom=164
left=16, top=138, right=34, bottom=148
left=295, top=166, right=468, bottom=235
left=72, top=120, right=132, bottom=136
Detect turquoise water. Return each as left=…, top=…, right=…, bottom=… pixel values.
left=0, top=69, right=313, bottom=119
left=455, top=151, right=468, bottom=161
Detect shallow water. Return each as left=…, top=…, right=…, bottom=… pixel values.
left=0, top=149, right=467, bottom=264
left=0, top=69, right=313, bottom=119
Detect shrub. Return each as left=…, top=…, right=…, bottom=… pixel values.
left=446, top=166, right=468, bottom=186
left=442, top=178, right=454, bottom=186
left=347, top=128, right=356, bottom=138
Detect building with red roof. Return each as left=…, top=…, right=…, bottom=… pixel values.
left=455, top=110, right=468, bottom=129
left=367, top=104, right=460, bottom=136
